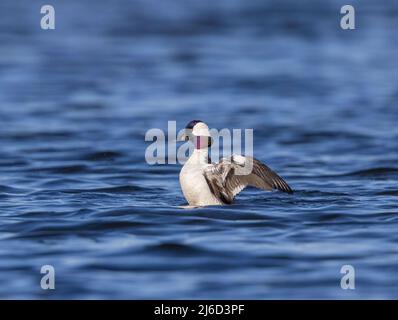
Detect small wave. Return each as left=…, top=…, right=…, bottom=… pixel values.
left=279, top=131, right=371, bottom=145
left=81, top=151, right=124, bottom=161
left=377, top=190, right=398, bottom=196
left=9, top=219, right=152, bottom=240
left=298, top=190, right=350, bottom=197
left=144, top=242, right=211, bottom=256
left=29, top=185, right=151, bottom=195
left=31, top=164, right=90, bottom=174
left=89, top=185, right=145, bottom=193
left=0, top=185, right=29, bottom=194
left=344, top=167, right=398, bottom=177
left=6, top=131, right=75, bottom=141
left=0, top=159, right=29, bottom=167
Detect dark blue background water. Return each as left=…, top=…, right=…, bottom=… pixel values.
left=0, top=0, right=397, bottom=299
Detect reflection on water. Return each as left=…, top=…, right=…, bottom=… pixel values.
left=0, top=0, right=398, bottom=299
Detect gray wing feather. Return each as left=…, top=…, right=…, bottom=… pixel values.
left=203, top=155, right=293, bottom=204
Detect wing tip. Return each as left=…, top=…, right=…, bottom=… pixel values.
left=277, top=186, right=294, bottom=194
left=285, top=187, right=294, bottom=194
left=274, top=180, right=294, bottom=194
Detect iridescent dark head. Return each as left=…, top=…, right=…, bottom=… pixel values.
left=183, top=120, right=212, bottom=148
left=185, top=120, right=203, bottom=130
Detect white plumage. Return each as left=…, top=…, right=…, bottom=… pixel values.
left=179, top=121, right=293, bottom=207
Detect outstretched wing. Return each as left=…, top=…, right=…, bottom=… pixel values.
left=203, top=155, right=293, bottom=204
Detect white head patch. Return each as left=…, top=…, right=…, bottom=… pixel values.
left=192, top=122, right=211, bottom=137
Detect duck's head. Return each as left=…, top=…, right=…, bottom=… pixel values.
left=183, top=120, right=213, bottom=149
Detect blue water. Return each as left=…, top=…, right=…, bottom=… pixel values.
left=1, top=0, right=398, bottom=299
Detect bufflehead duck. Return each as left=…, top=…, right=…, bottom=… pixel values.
left=179, top=120, right=293, bottom=207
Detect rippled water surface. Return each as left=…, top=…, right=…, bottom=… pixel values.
left=1, top=0, right=398, bottom=299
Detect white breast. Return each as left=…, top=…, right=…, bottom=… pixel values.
left=179, top=164, right=222, bottom=206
